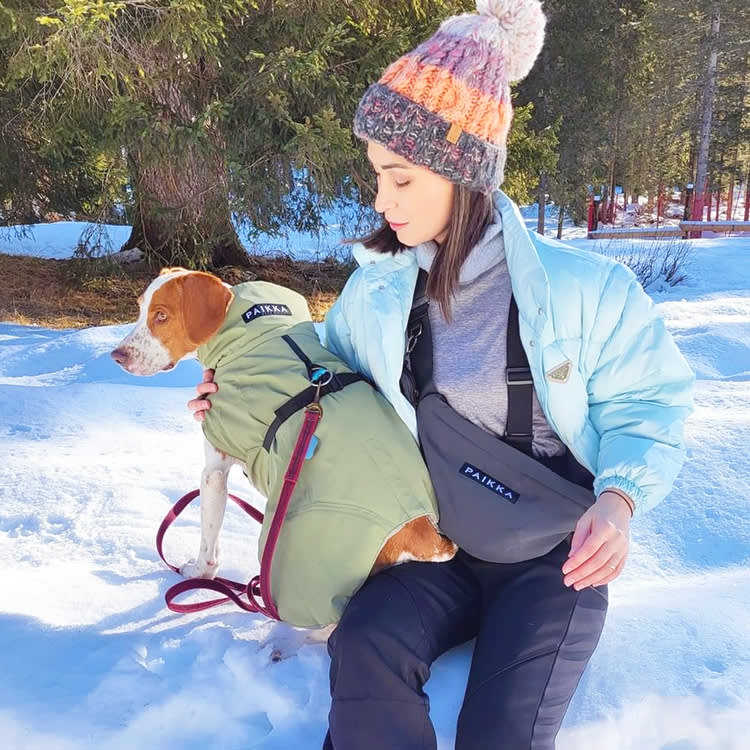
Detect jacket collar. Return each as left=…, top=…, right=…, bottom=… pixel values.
left=350, top=189, right=551, bottom=332
left=414, top=209, right=505, bottom=284
left=493, top=190, right=551, bottom=332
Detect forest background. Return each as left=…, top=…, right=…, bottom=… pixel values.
left=0, top=0, right=748, bottom=269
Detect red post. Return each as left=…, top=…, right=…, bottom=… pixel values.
left=691, top=193, right=704, bottom=221
left=656, top=183, right=664, bottom=228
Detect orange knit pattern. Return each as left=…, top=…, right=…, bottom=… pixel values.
left=380, top=55, right=511, bottom=146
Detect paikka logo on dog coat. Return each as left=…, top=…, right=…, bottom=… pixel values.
left=242, top=303, right=292, bottom=323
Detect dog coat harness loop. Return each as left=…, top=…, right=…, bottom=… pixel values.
left=261, top=335, right=369, bottom=451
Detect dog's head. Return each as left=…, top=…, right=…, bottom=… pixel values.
left=111, top=267, right=233, bottom=375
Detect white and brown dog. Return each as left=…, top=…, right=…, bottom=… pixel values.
left=111, top=268, right=455, bottom=620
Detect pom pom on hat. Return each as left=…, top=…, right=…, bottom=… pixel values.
left=475, top=0, right=546, bottom=82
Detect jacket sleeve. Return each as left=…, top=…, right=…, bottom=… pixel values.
left=585, top=263, right=695, bottom=514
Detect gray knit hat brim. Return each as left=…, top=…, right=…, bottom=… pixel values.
left=353, top=84, right=506, bottom=194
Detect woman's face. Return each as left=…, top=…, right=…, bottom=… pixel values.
left=367, top=140, right=455, bottom=247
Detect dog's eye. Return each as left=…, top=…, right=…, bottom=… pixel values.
left=153, top=310, right=168, bottom=323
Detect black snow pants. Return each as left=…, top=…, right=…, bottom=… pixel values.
left=323, top=539, right=607, bottom=750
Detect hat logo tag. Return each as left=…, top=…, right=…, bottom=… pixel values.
left=446, top=122, right=462, bottom=144
left=546, top=360, right=572, bottom=384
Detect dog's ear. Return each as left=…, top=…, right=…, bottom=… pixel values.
left=179, top=272, right=234, bottom=347
left=159, top=266, right=188, bottom=276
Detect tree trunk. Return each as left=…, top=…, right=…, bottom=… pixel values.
left=119, top=49, right=250, bottom=268
left=692, top=3, right=721, bottom=219
left=122, top=144, right=249, bottom=268
left=607, top=119, right=620, bottom=224
left=556, top=203, right=564, bottom=240
left=537, top=172, right=547, bottom=235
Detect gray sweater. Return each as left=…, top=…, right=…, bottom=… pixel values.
left=415, top=211, right=566, bottom=459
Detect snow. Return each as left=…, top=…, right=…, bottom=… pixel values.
left=0, top=201, right=578, bottom=262
left=0, top=222, right=132, bottom=260
left=0, top=208, right=358, bottom=264
left=2, top=221, right=750, bottom=749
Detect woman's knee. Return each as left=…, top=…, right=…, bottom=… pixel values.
left=328, top=559, right=479, bottom=692
left=328, top=571, right=426, bottom=662
left=327, top=570, right=434, bottom=699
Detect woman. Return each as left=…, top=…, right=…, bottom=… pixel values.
left=190, top=1, right=694, bottom=747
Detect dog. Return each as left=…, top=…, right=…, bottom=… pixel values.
left=111, top=267, right=456, bottom=628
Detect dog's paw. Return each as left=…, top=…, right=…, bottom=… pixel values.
left=179, top=559, right=218, bottom=579
left=265, top=624, right=336, bottom=662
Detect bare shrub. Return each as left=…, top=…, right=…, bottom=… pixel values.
left=65, top=223, right=127, bottom=284
left=594, top=237, right=693, bottom=288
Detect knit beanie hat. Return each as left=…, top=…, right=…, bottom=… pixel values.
left=353, top=0, right=546, bottom=194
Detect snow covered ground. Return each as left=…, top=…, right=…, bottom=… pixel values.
left=1, top=219, right=749, bottom=749
left=0, top=201, right=360, bottom=263
left=0, top=201, right=580, bottom=262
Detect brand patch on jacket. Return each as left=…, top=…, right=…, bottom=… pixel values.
left=546, top=360, right=572, bottom=384
left=242, top=303, right=292, bottom=323
left=459, top=462, right=520, bottom=503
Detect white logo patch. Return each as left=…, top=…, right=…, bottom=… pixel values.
left=242, top=303, right=292, bottom=323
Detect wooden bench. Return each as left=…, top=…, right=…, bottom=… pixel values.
left=678, top=221, right=750, bottom=234
left=588, top=220, right=750, bottom=240
left=587, top=226, right=682, bottom=240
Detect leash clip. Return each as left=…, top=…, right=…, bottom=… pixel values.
left=308, top=366, right=333, bottom=414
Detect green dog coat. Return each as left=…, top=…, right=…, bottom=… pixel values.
left=197, top=281, right=439, bottom=627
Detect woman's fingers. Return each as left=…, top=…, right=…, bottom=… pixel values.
left=562, top=519, right=628, bottom=590
left=188, top=370, right=218, bottom=421
left=187, top=397, right=212, bottom=421
left=196, top=381, right=218, bottom=396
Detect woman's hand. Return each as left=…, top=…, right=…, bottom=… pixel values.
left=187, top=368, right=217, bottom=422
left=561, top=490, right=632, bottom=590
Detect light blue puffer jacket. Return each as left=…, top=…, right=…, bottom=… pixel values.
left=323, top=189, right=695, bottom=514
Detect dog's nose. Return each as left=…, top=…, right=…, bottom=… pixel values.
left=111, top=348, right=129, bottom=366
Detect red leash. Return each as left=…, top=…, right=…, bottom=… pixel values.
left=156, top=404, right=323, bottom=619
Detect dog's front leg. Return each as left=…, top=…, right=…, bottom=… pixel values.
left=180, top=440, right=232, bottom=579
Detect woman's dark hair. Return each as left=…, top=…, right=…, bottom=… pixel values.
left=352, top=184, right=494, bottom=321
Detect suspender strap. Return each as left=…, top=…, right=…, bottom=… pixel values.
left=402, top=273, right=535, bottom=456
left=262, top=336, right=368, bottom=451
left=505, top=297, right=534, bottom=455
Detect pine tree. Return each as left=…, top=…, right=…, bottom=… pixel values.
left=620, top=0, right=749, bottom=216
left=2, top=0, right=476, bottom=267
left=518, top=0, right=650, bottom=225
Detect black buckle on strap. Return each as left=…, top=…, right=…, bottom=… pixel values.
left=506, top=367, right=533, bottom=386
left=406, top=323, right=423, bottom=354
